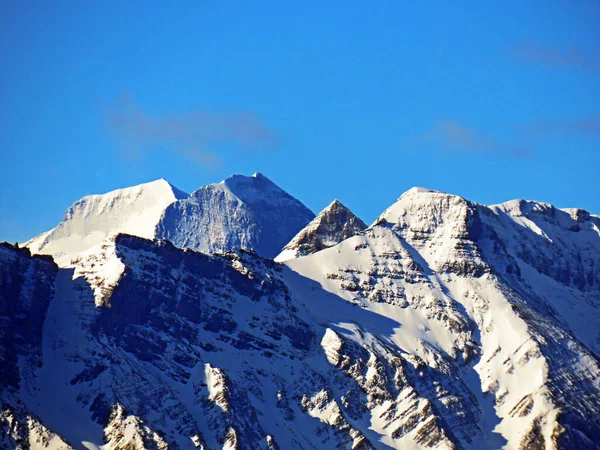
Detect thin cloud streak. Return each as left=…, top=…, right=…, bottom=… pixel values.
left=107, top=94, right=277, bottom=167
left=421, top=119, right=532, bottom=158
left=510, top=41, right=600, bottom=71
left=517, top=116, right=600, bottom=137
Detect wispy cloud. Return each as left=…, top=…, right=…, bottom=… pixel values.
left=420, top=119, right=531, bottom=157
left=510, top=41, right=600, bottom=71
left=107, top=94, right=277, bottom=167
left=517, top=116, right=600, bottom=136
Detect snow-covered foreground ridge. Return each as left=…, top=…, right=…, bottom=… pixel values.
left=1, top=182, right=599, bottom=449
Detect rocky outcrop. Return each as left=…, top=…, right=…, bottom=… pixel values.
left=275, top=199, right=367, bottom=262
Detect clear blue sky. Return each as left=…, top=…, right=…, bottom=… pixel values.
left=1, top=1, right=599, bottom=243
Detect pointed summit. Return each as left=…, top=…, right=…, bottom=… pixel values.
left=219, top=173, right=302, bottom=209
left=156, top=173, right=314, bottom=258
left=275, top=199, right=367, bottom=262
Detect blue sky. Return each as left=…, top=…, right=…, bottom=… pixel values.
left=1, top=1, right=599, bottom=243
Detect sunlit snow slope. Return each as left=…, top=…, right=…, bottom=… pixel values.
left=25, top=179, right=188, bottom=266
left=287, top=188, right=600, bottom=449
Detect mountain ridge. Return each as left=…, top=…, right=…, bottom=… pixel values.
left=3, top=175, right=599, bottom=449
left=25, top=174, right=315, bottom=264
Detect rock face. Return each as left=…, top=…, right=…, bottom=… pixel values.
left=0, top=243, right=72, bottom=450
left=25, top=179, right=188, bottom=266
left=275, top=199, right=367, bottom=262
left=155, top=173, right=315, bottom=258
left=2, top=186, right=600, bottom=450
left=0, top=243, right=56, bottom=391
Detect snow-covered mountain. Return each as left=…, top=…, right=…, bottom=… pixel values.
left=25, top=179, right=188, bottom=266
left=3, top=183, right=600, bottom=450
left=275, top=199, right=367, bottom=262
left=25, top=173, right=314, bottom=265
left=287, top=187, right=600, bottom=449
left=155, top=173, right=315, bottom=258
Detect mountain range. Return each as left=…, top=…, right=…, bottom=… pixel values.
left=1, top=173, right=599, bottom=450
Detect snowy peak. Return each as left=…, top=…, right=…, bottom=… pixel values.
left=491, top=198, right=599, bottom=231
left=375, top=187, right=479, bottom=258
left=220, top=172, right=305, bottom=210
left=275, top=199, right=367, bottom=261
left=26, top=179, right=188, bottom=267
left=156, top=173, right=315, bottom=258
left=487, top=198, right=600, bottom=294
left=402, top=186, right=445, bottom=195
